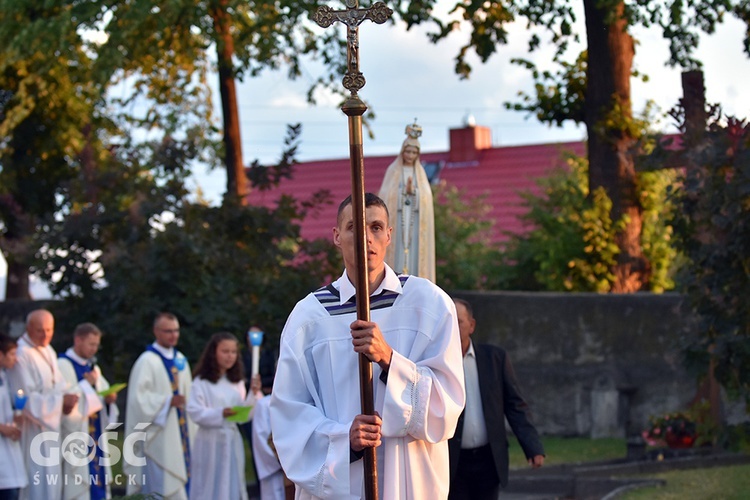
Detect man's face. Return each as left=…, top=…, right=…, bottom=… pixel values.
left=334, top=203, right=391, bottom=275
left=74, top=333, right=101, bottom=360
left=154, top=317, right=180, bottom=349
left=454, top=301, right=476, bottom=356
left=27, top=311, right=55, bottom=347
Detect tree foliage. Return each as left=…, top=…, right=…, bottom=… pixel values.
left=0, top=0, right=344, bottom=297
left=497, top=152, right=679, bottom=292
left=40, top=126, right=340, bottom=381
left=433, top=181, right=503, bottom=290
left=397, top=0, right=749, bottom=292
left=0, top=0, right=108, bottom=298
left=498, top=155, right=622, bottom=291
left=669, top=112, right=750, bottom=405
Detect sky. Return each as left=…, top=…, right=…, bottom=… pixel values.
left=2, top=2, right=749, bottom=299
left=187, top=3, right=750, bottom=202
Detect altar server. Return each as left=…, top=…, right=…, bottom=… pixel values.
left=0, top=333, right=27, bottom=499
left=187, top=332, right=261, bottom=500
left=270, top=194, right=465, bottom=499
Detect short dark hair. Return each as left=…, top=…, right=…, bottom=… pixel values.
left=0, top=333, right=17, bottom=354
left=73, top=322, right=102, bottom=338
left=452, top=297, right=474, bottom=318
left=337, top=192, right=390, bottom=226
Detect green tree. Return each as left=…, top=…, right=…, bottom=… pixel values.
left=398, top=0, right=749, bottom=292
left=0, top=1, right=105, bottom=298
left=670, top=113, right=750, bottom=405
left=39, top=126, right=341, bottom=380
left=90, top=0, right=335, bottom=203
left=0, top=0, right=340, bottom=297
left=433, top=181, right=503, bottom=290
left=498, top=152, right=679, bottom=292
left=498, top=154, right=622, bottom=291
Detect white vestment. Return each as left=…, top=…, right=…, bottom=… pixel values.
left=270, top=266, right=465, bottom=499
left=378, top=156, right=436, bottom=282
left=9, top=334, right=68, bottom=500
left=251, top=395, right=286, bottom=500
left=124, top=345, right=195, bottom=500
left=58, top=349, right=119, bottom=500
left=186, top=375, right=256, bottom=500
left=0, top=368, right=28, bottom=491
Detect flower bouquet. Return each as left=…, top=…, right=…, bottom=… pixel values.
left=642, top=411, right=697, bottom=448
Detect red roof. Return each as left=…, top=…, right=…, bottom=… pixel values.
left=246, top=127, right=586, bottom=243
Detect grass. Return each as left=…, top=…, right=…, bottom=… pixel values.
left=617, top=463, right=750, bottom=499
left=508, top=436, right=750, bottom=498
left=508, top=435, right=627, bottom=468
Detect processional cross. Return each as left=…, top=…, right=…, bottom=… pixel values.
left=311, top=2, right=392, bottom=500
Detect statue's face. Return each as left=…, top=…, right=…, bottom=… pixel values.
left=402, top=146, right=419, bottom=166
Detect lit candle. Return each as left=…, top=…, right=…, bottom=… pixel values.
left=14, top=389, right=27, bottom=412
left=248, top=328, right=264, bottom=377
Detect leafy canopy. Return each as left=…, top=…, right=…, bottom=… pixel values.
left=497, top=152, right=679, bottom=292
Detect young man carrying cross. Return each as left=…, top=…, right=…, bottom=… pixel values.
left=270, top=193, right=465, bottom=499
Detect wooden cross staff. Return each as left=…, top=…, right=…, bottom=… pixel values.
left=311, top=2, right=392, bottom=500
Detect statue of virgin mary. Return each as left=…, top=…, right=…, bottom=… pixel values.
left=378, top=121, right=436, bottom=282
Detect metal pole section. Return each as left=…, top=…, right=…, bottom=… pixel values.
left=343, top=94, right=377, bottom=500
left=311, top=4, right=392, bottom=498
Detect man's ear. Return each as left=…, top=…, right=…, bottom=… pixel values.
left=386, top=226, right=392, bottom=246
left=332, top=226, right=341, bottom=248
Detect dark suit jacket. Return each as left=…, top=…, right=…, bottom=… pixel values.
left=448, top=343, right=544, bottom=487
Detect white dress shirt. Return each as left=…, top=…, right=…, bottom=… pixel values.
left=461, top=341, right=489, bottom=449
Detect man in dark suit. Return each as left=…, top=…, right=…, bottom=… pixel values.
left=448, top=298, right=545, bottom=500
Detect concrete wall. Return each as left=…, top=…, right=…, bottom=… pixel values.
left=451, top=291, right=703, bottom=438
left=2, top=293, right=739, bottom=438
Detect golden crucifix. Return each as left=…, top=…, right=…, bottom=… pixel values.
left=312, top=2, right=392, bottom=500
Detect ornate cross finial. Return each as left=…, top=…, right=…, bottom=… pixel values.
left=311, top=1, right=393, bottom=96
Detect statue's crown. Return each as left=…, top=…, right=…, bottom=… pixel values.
left=405, top=120, right=422, bottom=140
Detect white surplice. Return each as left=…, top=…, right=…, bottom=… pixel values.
left=251, top=395, right=286, bottom=500
left=0, top=368, right=28, bottom=491
left=124, top=345, right=195, bottom=500
left=58, top=349, right=119, bottom=499
left=186, top=375, right=256, bottom=500
left=270, top=266, right=465, bottom=499
left=9, top=334, right=68, bottom=500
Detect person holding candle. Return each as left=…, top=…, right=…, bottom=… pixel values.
left=187, top=332, right=261, bottom=500
left=124, top=312, right=195, bottom=499
left=57, top=323, right=119, bottom=500
left=9, top=309, right=78, bottom=500
left=0, top=333, right=27, bottom=500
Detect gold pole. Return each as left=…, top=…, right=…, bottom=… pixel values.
left=343, top=95, right=377, bottom=500
left=311, top=4, right=392, bottom=499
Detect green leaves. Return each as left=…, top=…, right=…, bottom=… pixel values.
left=433, top=181, right=503, bottom=290
left=672, top=113, right=750, bottom=405
left=496, top=152, right=678, bottom=292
